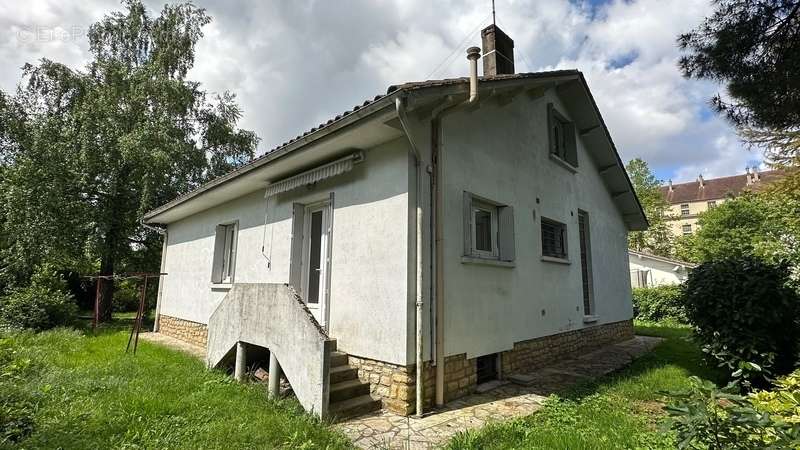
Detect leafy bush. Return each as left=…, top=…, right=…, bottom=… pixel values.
left=0, top=265, right=77, bottom=331
left=112, top=279, right=140, bottom=312
left=750, top=369, right=800, bottom=429
left=665, top=376, right=798, bottom=449
left=682, top=256, right=800, bottom=388
left=632, top=285, right=686, bottom=323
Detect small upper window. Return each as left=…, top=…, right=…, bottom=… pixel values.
left=547, top=103, right=578, bottom=168
left=680, top=204, right=690, bottom=216
left=707, top=200, right=717, bottom=209
left=682, top=224, right=692, bottom=235
left=463, top=192, right=515, bottom=262
left=541, top=217, right=568, bottom=260
left=212, top=222, right=238, bottom=283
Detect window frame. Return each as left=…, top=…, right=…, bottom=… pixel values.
left=680, top=203, right=690, bottom=216
left=681, top=224, right=692, bottom=235
left=540, top=217, right=568, bottom=260
left=471, top=199, right=499, bottom=259
left=547, top=103, right=578, bottom=169
left=212, top=221, right=239, bottom=284
left=707, top=200, right=717, bottom=209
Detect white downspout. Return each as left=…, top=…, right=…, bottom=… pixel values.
left=431, top=46, right=482, bottom=406
left=395, top=95, right=425, bottom=417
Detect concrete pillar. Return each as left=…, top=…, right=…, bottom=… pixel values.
left=234, top=341, right=247, bottom=382
left=268, top=352, right=282, bottom=399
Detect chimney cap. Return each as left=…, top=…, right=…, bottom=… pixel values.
left=466, top=46, right=481, bottom=60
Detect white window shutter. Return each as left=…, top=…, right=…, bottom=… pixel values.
left=498, top=206, right=515, bottom=261
left=211, top=225, right=226, bottom=283
left=289, top=203, right=305, bottom=291
left=463, top=191, right=473, bottom=256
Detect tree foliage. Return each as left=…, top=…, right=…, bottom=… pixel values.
left=678, top=0, right=800, bottom=128
left=0, top=1, right=258, bottom=318
left=625, top=158, right=674, bottom=256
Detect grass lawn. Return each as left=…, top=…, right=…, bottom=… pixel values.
left=0, top=324, right=351, bottom=449
left=446, top=322, right=725, bottom=449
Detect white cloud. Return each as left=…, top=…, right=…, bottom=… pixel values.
left=0, top=0, right=762, bottom=182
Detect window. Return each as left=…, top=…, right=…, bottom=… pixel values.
left=707, top=200, right=717, bottom=209
left=631, top=269, right=650, bottom=288
left=463, top=192, right=515, bottom=262
left=682, top=224, right=692, bottom=235
left=211, top=222, right=238, bottom=283
left=541, top=217, right=567, bottom=260
left=680, top=203, right=690, bottom=216
left=547, top=103, right=578, bottom=167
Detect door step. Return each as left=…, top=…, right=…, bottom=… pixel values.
left=329, top=394, right=381, bottom=420
left=328, top=351, right=381, bottom=420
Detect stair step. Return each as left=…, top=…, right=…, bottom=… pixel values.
left=330, top=365, right=359, bottom=384
left=330, top=378, right=370, bottom=403
left=330, top=351, right=349, bottom=367
left=329, top=394, right=381, bottom=420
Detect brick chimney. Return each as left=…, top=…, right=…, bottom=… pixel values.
left=481, top=24, right=515, bottom=76
left=698, top=174, right=704, bottom=188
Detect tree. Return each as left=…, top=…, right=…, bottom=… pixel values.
left=0, top=1, right=258, bottom=319
left=625, top=158, right=674, bottom=256
left=740, top=126, right=800, bottom=193
left=678, top=0, right=800, bottom=129
left=675, top=192, right=800, bottom=269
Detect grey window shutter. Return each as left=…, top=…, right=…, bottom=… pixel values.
left=546, top=103, right=555, bottom=155
left=565, top=122, right=578, bottom=167
left=498, top=206, right=515, bottom=261
left=211, top=225, right=226, bottom=283
left=463, top=191, right=473, bottom=256
left=289, top=203, right=305, bottom=291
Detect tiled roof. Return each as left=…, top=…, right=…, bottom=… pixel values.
left=660, top=170, right=782, bottom=204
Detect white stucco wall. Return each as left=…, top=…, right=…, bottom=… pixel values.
left=629, top=255, right=690, bottom=287
left=439, top=89, right=634, bottom=359
left=159, top=138, right=412, bottom=365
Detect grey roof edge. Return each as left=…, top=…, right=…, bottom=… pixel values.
left=628, top=249, right=697, bottom=268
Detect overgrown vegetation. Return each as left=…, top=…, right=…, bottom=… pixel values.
left=0, top=326, right=350, bottom=449
left=681, top=256, right=800, bottom=389
left=446, top=324, right=723, bottom=449
left=0, top=265, right=77, bottom=331
left=625, top=158, right=674, bottom=257
left=632, top=285, right=686, bottom=324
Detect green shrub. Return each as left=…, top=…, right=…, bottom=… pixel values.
left=665, top=376, right=798, bottom=449
left=632, top=285, right=686, bottom=323
left=682, top=257, right=800, bottom=389
left=0, top=336, right=38, bottom=444
left=112, top=279, right=140, bottom=312
left=0, top=265, right=77, bottom=331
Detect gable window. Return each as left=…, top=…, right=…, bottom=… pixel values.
left=463, top=192, right=515, bottom=263
left=682, top=224, right=692, bottom=235
left=547, top=103, right=578, bottom=168
left=707, top=200, right=717, bottom=209
left=541, top=217, right=568, bottom=260
left=211, top=222, right=238, bottom=284
left=680, top=203, right=690, bottom=216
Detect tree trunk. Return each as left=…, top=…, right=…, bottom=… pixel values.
left=98, top=239, right=116, bottom=322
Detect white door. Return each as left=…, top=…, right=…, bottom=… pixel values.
left=301, top=201, right=331, bottom=326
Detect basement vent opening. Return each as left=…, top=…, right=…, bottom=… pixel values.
left=476, top=353, right=499, bottom=384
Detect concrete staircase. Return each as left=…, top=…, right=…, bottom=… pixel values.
left=328, top=350, right=381, bottom=420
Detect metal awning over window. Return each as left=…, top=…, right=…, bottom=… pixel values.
left=264, top=151, right=364, bottom=198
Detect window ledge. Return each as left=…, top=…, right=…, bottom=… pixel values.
left=210, top=283, right=233, bottom=290
left=549, top=153, right=578, bottom=173
left=583, top=315, right=599, bottom=324
left=541, top=255, right=571, bottom=265
left=461, top=256, right=515, bottom=268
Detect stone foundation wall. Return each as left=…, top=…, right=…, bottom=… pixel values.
left=157, top=314, right=208, bottom=348
left=501, top=319, right=634, bottom=375
left=351, top=319, right=633, bottom=416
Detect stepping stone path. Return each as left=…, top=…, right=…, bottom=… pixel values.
left=337, top=335, right=662, bottom=449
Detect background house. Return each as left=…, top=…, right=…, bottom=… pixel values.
left=628, top=250, right=695, bottom=288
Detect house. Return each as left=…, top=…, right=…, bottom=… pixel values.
left=661, top=168, right=781, bottom=236
left=143, top=25, right=647, bottom=419
left=628, top=250, right=695, bottom=288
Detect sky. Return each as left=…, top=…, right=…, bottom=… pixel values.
left=0, top=0, right=765, bottom=183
